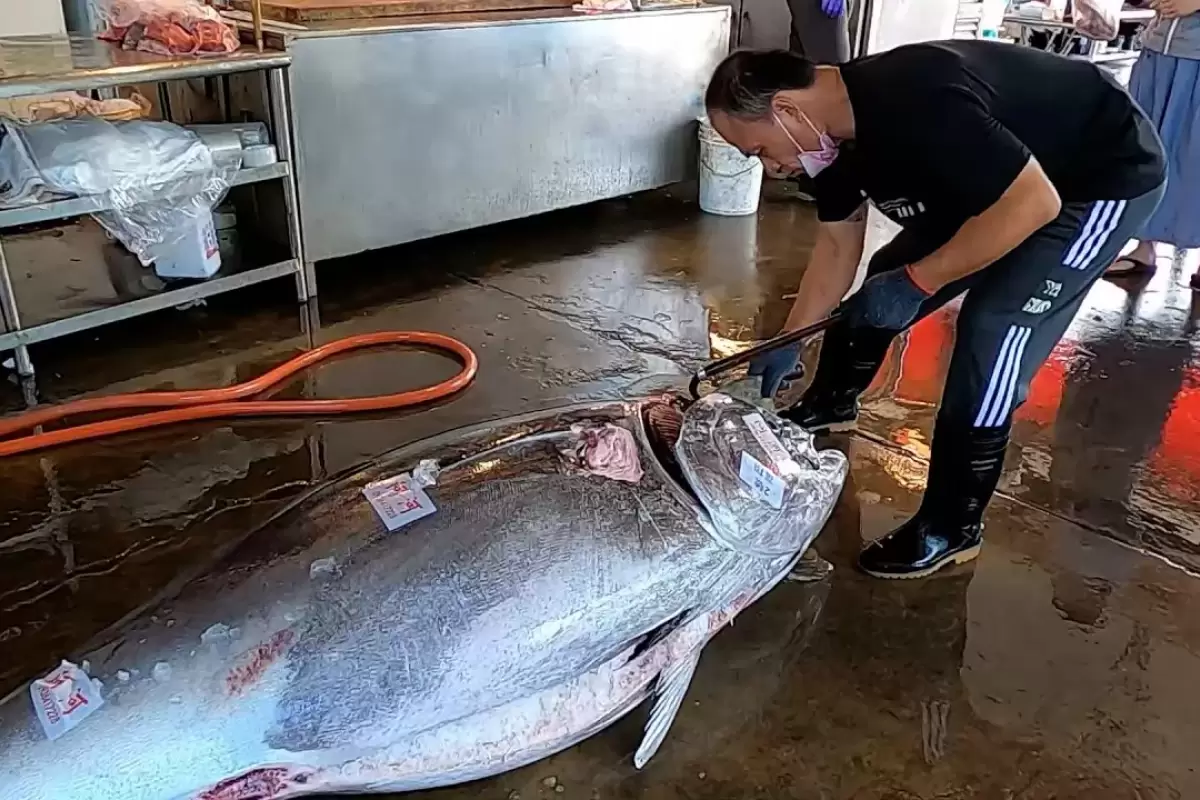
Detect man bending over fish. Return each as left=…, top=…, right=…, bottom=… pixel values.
left=704, top=41, right=1166, bottom=578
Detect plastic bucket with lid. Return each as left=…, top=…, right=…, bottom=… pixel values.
left=697, top=116, right=763, bottom=217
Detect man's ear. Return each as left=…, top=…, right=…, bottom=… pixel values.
left=770, top=93, right=801, bottom=122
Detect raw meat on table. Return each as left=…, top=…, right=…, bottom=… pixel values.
left=97, top=0, right=240, bottom=55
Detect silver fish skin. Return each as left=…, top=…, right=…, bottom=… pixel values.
left=0, top=395, right=847, bottom=800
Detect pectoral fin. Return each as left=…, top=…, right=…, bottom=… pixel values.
left=633, top=649, right=702, bottom=769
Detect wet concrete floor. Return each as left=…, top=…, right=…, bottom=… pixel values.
left=3, top=183, right=1200, bottom=798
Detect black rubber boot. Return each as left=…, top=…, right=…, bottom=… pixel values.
left=779, top=321, right=894, bottom=433
left=859, top=424, right=1008, bottom=579
left=782, top=387, right=861, bottom=432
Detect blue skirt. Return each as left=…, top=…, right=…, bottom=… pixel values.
left=1129, top=48, right=1200, bottom=248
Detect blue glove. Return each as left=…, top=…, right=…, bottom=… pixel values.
left=748, top=344, right=805, bottom=398
left=821, top=0, right=845, bottom=17
left=840, top=267, right=932, bottom=330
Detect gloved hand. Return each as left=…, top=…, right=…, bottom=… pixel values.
left=748, top=344, right=805, bottom=398
left=840, top=267, right=932, bottom=330
left=820, top=0, right=845, bottom=17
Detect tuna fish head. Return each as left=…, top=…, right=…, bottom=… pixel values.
left=674, top=393, right=848, bottom=559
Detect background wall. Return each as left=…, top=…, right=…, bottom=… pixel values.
left=0, top=0, right=67, bottom=36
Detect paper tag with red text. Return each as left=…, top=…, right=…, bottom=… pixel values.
left=31, top=660, right=104, bottom=741
left=363, top=473, right=437, bottom=532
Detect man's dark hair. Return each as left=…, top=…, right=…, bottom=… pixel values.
left=705, top=49, right=817, bottom=119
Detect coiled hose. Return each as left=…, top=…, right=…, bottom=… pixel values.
left=0, top=331, right=478, bottom=458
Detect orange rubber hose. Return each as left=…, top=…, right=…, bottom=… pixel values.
left=0, top=331, right=478, bottom=458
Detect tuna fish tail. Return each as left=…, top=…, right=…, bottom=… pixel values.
left=632, top=649, right=702, bottom=770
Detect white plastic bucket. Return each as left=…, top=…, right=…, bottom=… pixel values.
left=697, top=116, right=763, bottom=217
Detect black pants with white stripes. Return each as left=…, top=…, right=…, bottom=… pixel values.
left=810, top=184, right=1165, bottom=522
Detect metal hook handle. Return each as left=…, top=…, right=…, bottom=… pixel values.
left=688, top=314, right=841, bottom=400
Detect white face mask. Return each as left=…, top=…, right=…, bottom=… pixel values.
left=774, top=111, right=839, bottom=177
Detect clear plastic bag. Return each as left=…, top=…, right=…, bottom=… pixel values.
left=96, top=0, right=241, bottom=55
left=6, top=118, right=236, bottom=263
left=0, top=123, right=59, bottom=208
left=717, top=376, right=776, bottom=411
left=676, top=393, right=848, bottom=558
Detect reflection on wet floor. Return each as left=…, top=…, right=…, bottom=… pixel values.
left=858, top=252, right=1200, bottom=575
left=2, top=183, right=1200, bottom=797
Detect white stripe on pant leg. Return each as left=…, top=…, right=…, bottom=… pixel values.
left=974, top=326, right=1021, bottom=428
left=1063, top=201, right=1110, bottom=267
left=1068, top=201, right=1117, bottom=268
left=1066, top=201, right=1110, bottom=267
left=1075, top=198, right=1127, bottom=271
left=984, top=326, right=1033, bottom=427
left=988, top=326, right=1032, bottom=427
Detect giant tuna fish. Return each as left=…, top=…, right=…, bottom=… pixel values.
left=0, top=392, right=847, bottom=800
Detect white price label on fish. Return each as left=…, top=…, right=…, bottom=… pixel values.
left=363, top=473, right=437, bottom=531
left=30, top=660, right=104, bottom=741
left=738, top=451, right=785, bottom=510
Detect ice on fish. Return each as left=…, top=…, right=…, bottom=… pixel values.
left=413, top=459, right=441, bottom=487
left=309, top=558, right=340, bottom=580
left=200, top=623, right=232, bottom=645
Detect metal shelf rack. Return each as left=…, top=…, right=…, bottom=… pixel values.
left=0, top=163, right=291, bottom=228
left=0, top=35, right=308, bottom=380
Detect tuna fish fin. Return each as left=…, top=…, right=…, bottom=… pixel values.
left=633, top=649, right=702, bottom=770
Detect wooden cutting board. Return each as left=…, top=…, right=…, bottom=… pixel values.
left=234, top=0, right=576, bottom=23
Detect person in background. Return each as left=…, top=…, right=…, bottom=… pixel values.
left=705, top=43, right=1165, bottom=579
left=789, top=0, right=852, bottom=64
left=1108, top=0, right=1200, bottom=282
left=785, top=0, right=853, bottom=201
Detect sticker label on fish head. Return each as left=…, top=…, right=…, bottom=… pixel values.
left=30, top=660, right=104, bottom=741
left=738, top=451, right=785, bottom=510
left=363, top=473, right=437, bottom=531
left=742, top=413, right=800, bottom=474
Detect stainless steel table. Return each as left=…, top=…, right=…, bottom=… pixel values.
left=0, top=35, right=307, bottom=378
left=1002, top=8, right=1155, bottom=66
left=276, top=6, right=730, bottom=266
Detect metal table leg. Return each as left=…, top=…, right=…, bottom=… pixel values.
left=299, top=299, right=325, bottom=483
left=0, top=237, right=34, bottom=377
left=300, top=297, right=321, bottom=349
left=268, top=66, right=315, bottom=303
